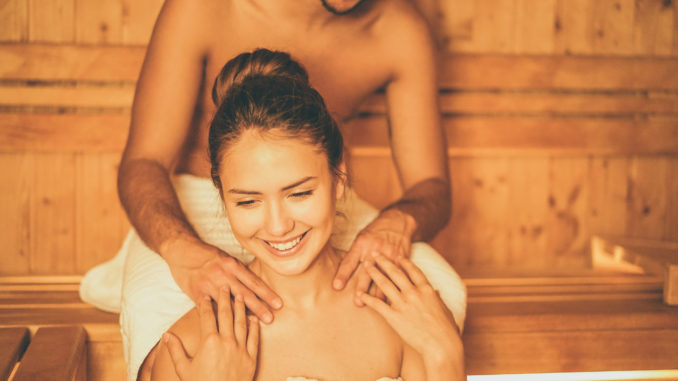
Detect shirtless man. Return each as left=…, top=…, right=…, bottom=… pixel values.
left=114, top=0, right=458, bottom=378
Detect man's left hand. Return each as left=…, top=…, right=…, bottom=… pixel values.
left=332, top=208, right=417, bottom=305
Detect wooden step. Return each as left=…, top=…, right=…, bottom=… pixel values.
left=0, top=327, right=29, bottom=380
left=12, top=326, right=87, bottom=381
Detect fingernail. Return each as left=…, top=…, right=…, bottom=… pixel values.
left=236, top=294, right=244, bottom=302
left=162, top=333, right=169, bottom=343
left=273, top=298, right=283, bottom=309
left=333, top=279, right=343, bottom=289
left=248, top=316, right=259, bottom=323
left=371, top=251, right=380, bottom=258
left=264, top=313, right=273, bottom=324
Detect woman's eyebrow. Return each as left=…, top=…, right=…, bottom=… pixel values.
left=227, top=176, right=317, bottom=195
left=281, top=176, right=316, bottom=191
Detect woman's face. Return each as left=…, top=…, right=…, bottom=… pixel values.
left=219, top=129, right=344, bottom=276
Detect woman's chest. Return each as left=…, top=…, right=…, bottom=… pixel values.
left=254, top=312, right=402, bottom=381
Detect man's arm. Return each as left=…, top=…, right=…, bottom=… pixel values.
left=119, top=0, right=280, bottom=321
left=334, top=2, right=449, bottom=293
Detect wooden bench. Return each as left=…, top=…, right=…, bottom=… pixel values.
left=1, top=272, right=677, bottom=380
left=0, top=278, right=122, bottom=381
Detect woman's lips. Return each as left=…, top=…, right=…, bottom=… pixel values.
left=263, top=230, right=309, bottom=257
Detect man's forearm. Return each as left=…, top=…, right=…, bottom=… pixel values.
left=118, top=158, right=201, bottom=258
left=382, top=177, right=451, bottom=242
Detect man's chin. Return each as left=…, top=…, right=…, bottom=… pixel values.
left=321, top=0, right=366, bottom=15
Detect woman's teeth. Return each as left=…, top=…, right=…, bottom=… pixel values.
left=266, top=234, right=303, bottom=251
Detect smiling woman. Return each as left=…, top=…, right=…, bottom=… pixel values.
left=147, top=49, right=465, bottom=381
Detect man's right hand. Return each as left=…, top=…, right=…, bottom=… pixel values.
left=165, top=239, right=282, bottom=324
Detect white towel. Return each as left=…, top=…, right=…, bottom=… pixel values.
left=79, top=174, right=466, bottom=381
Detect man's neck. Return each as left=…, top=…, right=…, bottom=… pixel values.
left=250, top=244, right=342, bottom=311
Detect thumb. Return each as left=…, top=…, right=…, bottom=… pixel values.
left=163, top=332, right=190, bottom=377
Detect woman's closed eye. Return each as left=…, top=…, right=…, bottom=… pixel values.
left=290, top=190, right=314, bottom=199
left=235, top=199, right=258, bottom=207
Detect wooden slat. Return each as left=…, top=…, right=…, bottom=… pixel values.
left=463, top=329, right=678, bottom=374
left=27, top=0, right=75, bottom=43
left=2, top=44, right=677, bottom=90
left=0, top=1, right=28, bottom=42
left=0, top=327, right=29, bottom=380
left=30, top=153, right=77, bottom=274
left=0, top=84, right=135, bottom=108
left=359, top=91, right=678, bottom=115
left=0, top=153, right=31, bottom=275
left=0, top=113, right=129, bottom=152
left=74, top=153, right=129, bottom=273
left=0, top=44, right=145, bottom=81
left=346, top=117, right=678, bottom=155
left=13, top=326, right=87, bottom=381
left=440, top=55, right=678, bottom=90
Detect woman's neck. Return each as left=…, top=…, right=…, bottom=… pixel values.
left=249, top=245, right=342, bottom=311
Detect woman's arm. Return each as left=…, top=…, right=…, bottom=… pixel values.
left=359, top=255, right=464, bottom=381
left=152, top=287, right=259, bottom=381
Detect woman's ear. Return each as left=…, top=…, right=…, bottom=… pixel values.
left=335, top=161, right=347, bottom=200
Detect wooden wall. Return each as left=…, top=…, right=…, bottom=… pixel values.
left=1, top=0, right=677, bottom=277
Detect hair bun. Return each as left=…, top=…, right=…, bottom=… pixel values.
left=212, top=49, right=310, bottom=106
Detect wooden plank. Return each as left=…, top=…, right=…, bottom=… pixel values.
left=27, top=0, right=75, bottom=43
left=625, top=157, right=670, bottom=239
left=0, top=113, right=129, bottom=152
left=0, top=153, right=32, bottom=275
left=2, top=44, right=677, bottom=89
left=359, top=91, right=678, bottom=115
left=0, top=327, right=29, bottom=380
left=120, top=0, right=163, bottom=45
left=0, top=44, right=144, bottom=81
left=5, top=113, right=675, bottom=155
left=75, top=0, right=122, bottom=44
left=592, top=0, right=635, bottom=55
left=75, top=153, right=129, bottom=273
left=348, top=117, right=678, bottom=156
left=0, top=83, right=135, bottom=108
left=553, top=0, right=595, bottom=55
left=507, top=157, right=549, bottom=267
left=668, top=159, right=678, bottom=241
left=588, top=157, right=631, bottom=238
left=463, top=329, right=678, bottom=374
left=469, top=0, right=516, bottom=53
left=0, top=0, right=28, bottom=42
left=30, top=153, right=77, bottom=274
left=6, top=86, right=678, bottom=115
left=439, top=55, right=678, bottom=90
left=13, top=326, right=87, bottom=381
left=633, top=0, right=675, bottom=56
left=545, top=157, right=590, bottom=268
left=514, top=0, right=556, bottom=54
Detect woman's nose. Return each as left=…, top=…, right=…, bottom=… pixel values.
left=265, top=202, right=294, bottom=236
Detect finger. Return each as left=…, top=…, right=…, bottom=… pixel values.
left=333, top=245, right=363, bottom=290
left=354, top=265, right=374, bottom=306
left=374, top=286, right=386, bottom=302
left=198, top=296, right=217, bottom=340
left=230, top=284, right=274, bottom=324
left=358, top=291, right=393, bottom=319
left=217, top=287, right=234, bottom=339
left=236, top=269, right=283, bottom=310
left=398, top=257, right=429, bottom=287
left=363, top=261, right=402, bottom=303
left=246, top=316, right=260, bottom=358
left=163, top=332, right=189, bottom=378
left=374, top=255, right=415, bottom=292
left=233, top=294, right=248, bottom=345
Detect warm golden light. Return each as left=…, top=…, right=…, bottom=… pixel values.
left=467, top=370, right=678, bottom=381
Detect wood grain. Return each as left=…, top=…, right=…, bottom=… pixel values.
left=12, top=326, right=87, bottom=381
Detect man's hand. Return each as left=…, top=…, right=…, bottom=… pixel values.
left=332, top=208, right=417, bottom=305
left=166, top=239, right=282, bottom=323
